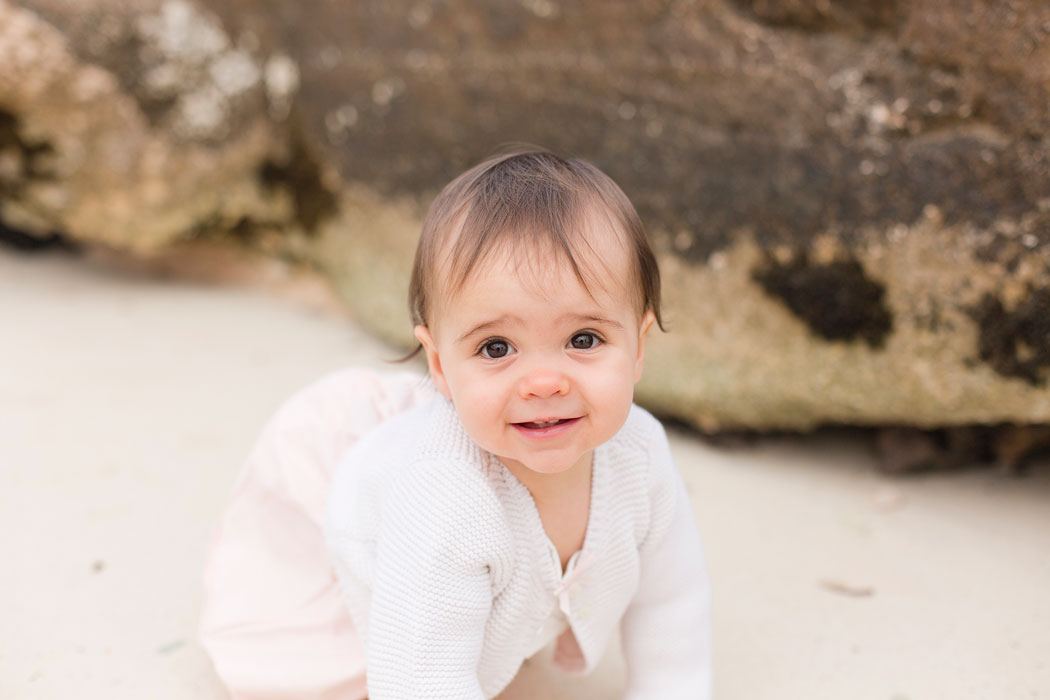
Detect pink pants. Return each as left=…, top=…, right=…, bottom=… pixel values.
left=199, top=368, right=434, bottom=700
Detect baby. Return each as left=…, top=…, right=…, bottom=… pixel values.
left=200, top=150, right=710, bottom=700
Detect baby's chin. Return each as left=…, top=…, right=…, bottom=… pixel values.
left=493, top=451, right=593, bottom=478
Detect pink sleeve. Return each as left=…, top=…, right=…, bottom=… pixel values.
left=198, top=368, right=432, bottom=700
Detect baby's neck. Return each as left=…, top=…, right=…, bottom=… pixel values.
left=501, top=453, right=593, bottom=572
left=500, top=451, right=593, bottom=504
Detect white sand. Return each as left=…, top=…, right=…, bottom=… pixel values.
left=2, top=246, right=1048, bottom=700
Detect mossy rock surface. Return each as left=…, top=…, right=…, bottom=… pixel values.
left=3, top=0, right=1050, bottom=429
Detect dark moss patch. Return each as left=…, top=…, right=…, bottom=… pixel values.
left=728, top=0, right=902, bottom=33
left=259, top=128, right=338, bottom=233
left=0, top=109, right=71, bottom=252
left=752, top=252, right=892, bottom=347
left=228, top=216, right=259, bottom=243
left=0, top=221, right=75, bottom=253
left=968, top=289, right=1050, bottom=386
left=0, top=108, right=57, bottom=195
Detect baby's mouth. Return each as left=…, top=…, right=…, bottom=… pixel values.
left=515, top=418, right=577, bottom=430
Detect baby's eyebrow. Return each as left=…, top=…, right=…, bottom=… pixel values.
left=457, top=315, right=517, bottom=343
left=560, top=313, right=624, bottom=329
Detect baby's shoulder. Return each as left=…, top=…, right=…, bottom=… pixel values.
left=608, top=404, right=671, bottom=463
left=619, top=403, right=666, bottom=442
left=602, top=404, right=678, bottom=495
left=329, top=397, right=510, bottom=534
left=340, top=396, right=499, bottom=482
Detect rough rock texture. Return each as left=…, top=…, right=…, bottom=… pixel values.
left=2, top=0, right=1049, bottom=430
left=0, top=0, right=298, bottom=251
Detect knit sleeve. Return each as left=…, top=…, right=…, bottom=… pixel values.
left=619, top=416, right=712, bottom=700
left=365, top=458, right=505, bottom=700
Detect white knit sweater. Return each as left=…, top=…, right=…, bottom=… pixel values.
left=324, top=395, right=710, bottom=700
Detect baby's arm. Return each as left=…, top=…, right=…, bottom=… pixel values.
left=361, top=460, right=505, bottom=700
left=619, top=419, right=712, bottom=700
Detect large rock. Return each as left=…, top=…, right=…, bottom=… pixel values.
left=2, top=0, right=1049, bottom=430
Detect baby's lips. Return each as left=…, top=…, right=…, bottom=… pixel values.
left=515, top=417, right=578, bottom=429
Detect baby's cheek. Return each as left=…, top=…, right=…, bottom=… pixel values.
left=455, top=392, right=502, bottom=442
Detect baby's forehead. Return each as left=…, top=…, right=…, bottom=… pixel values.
left=450, top=203, right=629, bottom=270
left=435, top=230, right=637, bottom=309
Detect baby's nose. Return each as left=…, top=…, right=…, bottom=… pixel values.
left=517, top=367, right=570, bottom=399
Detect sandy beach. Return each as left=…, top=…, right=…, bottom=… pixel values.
left=2, top=245, right=1048, bottom=699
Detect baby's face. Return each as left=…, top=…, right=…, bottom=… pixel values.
left=415, top=239, right=654, bottom=480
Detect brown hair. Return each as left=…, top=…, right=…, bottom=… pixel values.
left=408, top=148, right=664, bottom=333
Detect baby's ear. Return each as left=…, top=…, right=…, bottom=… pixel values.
left=634, top=310, right=656, bottom=382
left=414, top=325, right=451, bottom=399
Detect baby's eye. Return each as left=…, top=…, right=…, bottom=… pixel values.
left=569, top=332, right=602, bottom=350
left=479, top=338, right=514, bottom=359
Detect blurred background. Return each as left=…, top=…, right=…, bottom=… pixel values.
left=2, top=1, right=1049, bottom=698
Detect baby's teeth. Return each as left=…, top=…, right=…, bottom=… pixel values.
left=524, top=419, right=560, bottom=428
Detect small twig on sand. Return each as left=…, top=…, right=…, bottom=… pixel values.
left=819, top=579, right=875, bottom=598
